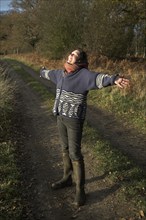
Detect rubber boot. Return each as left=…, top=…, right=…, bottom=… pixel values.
left=51, top=152, right=73, bottom=189
left=72, top=160, right=86, bottom=206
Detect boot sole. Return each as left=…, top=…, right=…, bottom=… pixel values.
left=51, top=182, right=72, bottom=190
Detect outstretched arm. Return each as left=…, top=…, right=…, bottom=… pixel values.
left=40, top=67, right=50, bottom=80
left=40, top=67, right=63, bottom=84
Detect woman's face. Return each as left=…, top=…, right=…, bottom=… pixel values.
left=67, top=50, right=80, bottom=64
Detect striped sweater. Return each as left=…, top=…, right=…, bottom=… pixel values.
left=40, top=68, right=118, bottom=120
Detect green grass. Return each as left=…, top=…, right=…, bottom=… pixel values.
left=0, top=62, right=22, bottom=220
left=83, top=122, right=146, bottom=214
left=0, top=141, right=22, bottom=220
left=88, top=86, right=146, bottom=133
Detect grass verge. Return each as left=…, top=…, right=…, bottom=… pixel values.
left=0, top=62, right=22, bottom=220
left=83, top=123, right=146, bottom=217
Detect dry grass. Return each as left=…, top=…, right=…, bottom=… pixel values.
left=0, top=62, right=17, bottom=135
left=0, top=64, right=15, bottom=108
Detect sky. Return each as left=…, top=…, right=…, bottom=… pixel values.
left=0, top=0, right=12, bottom=12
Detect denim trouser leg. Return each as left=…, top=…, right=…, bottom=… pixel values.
left=57, top=116, right=84, bottom=161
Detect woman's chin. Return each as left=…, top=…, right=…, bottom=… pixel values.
left=67, top=61, right=72, bottom=65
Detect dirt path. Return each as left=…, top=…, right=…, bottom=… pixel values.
left=7, top=61, right=146, bottom=220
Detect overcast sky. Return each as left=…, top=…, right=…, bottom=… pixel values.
left=0, top=0, right=12, bottom=11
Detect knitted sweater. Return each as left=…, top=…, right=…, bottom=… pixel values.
left=40, top=68, right=118, bottom=120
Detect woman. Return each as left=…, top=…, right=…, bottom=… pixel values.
left=40, top=49, right=129, bottom=206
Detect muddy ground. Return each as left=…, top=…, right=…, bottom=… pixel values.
left=7, top=61, right=146, bottom=219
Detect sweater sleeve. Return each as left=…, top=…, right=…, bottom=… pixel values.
left=86, top=70, right=119, bottom=90
left=96, top=73, right=119, bottom=88
left=40, top=68, right=63, bottom=84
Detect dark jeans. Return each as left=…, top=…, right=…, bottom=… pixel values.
left=57, top=116, right=84, bottom=161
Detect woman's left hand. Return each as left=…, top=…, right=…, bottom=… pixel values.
left=114, top=77, right=130, bottom=89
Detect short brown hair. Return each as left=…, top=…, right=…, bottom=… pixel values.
left=75, top=49, right=88, bottom=65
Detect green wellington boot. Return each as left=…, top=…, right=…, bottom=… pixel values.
left=51, top=152, right=73, bottom=190
left=72, top=160, right=86, bottom=206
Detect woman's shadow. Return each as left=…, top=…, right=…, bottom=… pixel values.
left=85, top=173, right=121, bottom=205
